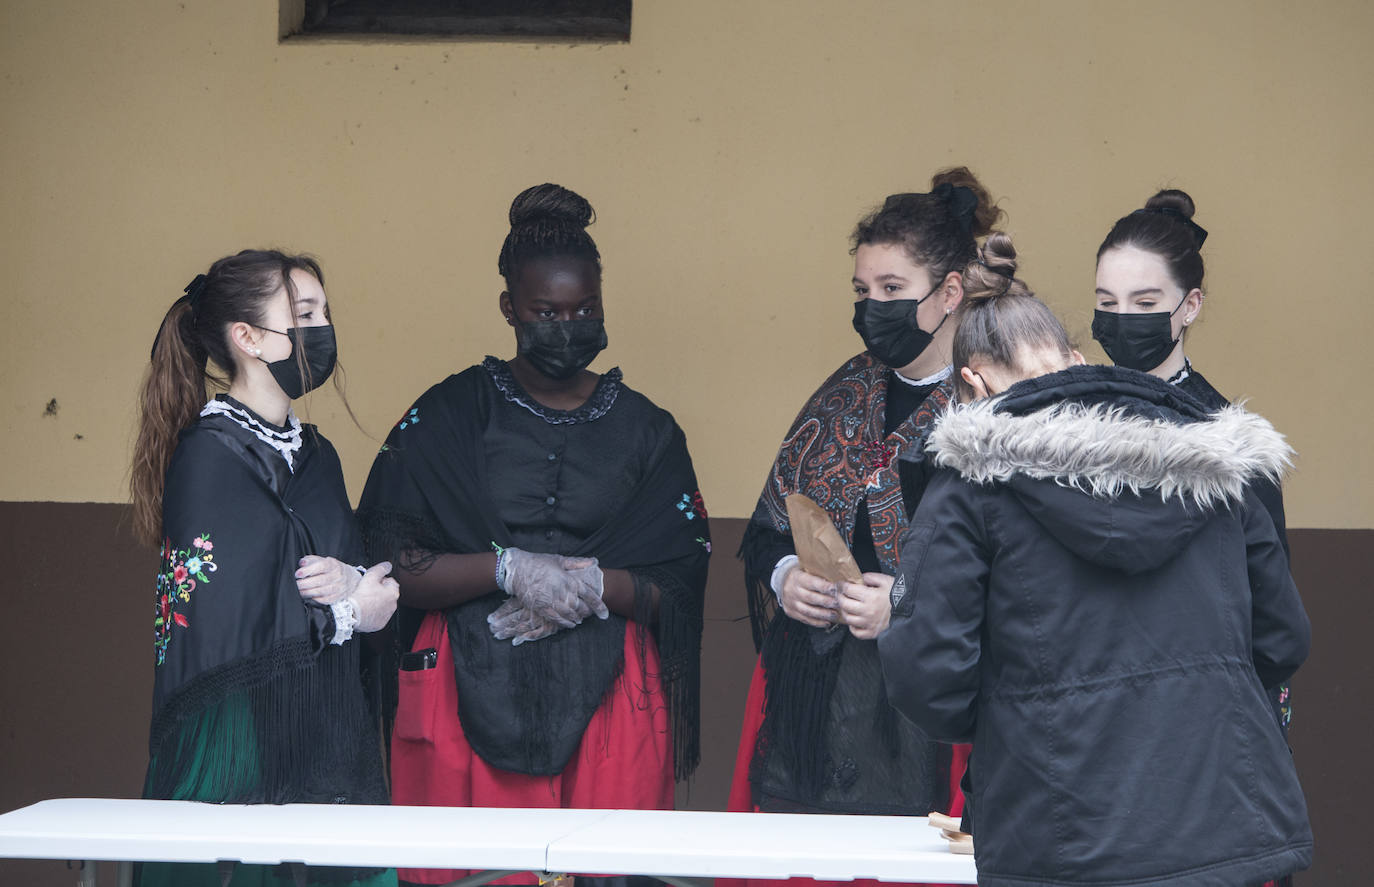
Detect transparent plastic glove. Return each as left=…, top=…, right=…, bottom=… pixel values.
left=296, top=555, right=362, bottom=605
left=560, top=557, right=609, bottom=621
left=487, top=597, right=562, bottom=646
left=501, top=548, right=608, bottom=628
left=349, top=561, right=399, bottom=632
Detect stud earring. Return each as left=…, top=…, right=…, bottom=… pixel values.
left=252, top=346, right=262, bottom=356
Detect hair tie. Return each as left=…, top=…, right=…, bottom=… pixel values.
left=1133, top=207, right=1208, bottom=247
left=183, top=273, right=209, bottom=310
left=978, top=258, right=1015, bottom=280
left=151, top=273, right=208, bottom=360
left=931, top=182, right=978, bottom=235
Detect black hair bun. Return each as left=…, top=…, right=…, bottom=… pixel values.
left=1144, top=188, right=1196, bottom=220
left=509, top=183, right=595, bottom=229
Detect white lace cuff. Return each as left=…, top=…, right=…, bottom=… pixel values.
left=770, top=555, right=800, bottom=604
left=330, top=599, right=359, bottom=645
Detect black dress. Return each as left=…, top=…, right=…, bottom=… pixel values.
left=358, top=357, right=710, bottom=779
left=737, top=353, right=956, bottom=816
left=139, top=395, right=389, bottom=887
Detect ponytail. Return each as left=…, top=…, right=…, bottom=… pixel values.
left=130, top=297, right=210, bottom=547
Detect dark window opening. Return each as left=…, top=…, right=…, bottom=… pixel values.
left=292, top=0, right=632, bottom=41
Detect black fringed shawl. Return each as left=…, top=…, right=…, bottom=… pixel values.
left=145, top=407, right=388, bottom=824
left=740, top=352, right=953, bottom=813
left=358, top=359, right=709, bottom=780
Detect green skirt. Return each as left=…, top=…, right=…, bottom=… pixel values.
left=139, top=694, right=396, bottom=887
left=135, top=862, right=397, bottom=887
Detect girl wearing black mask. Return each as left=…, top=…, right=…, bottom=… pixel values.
left=1093, top=191, right=1295, bottom=765
left=130, top=250, right=399, bottom=887
left=359, top=184, right=708, bottom=887
left=722, top=168, right=1000, bottom=887
left=1093, top=191, right=1294, bottom=547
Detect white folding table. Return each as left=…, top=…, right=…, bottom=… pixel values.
left=0, top=798, right=977, bottom=886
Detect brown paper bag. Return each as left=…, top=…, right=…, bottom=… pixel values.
left=784, top=493, right=863, bottom=585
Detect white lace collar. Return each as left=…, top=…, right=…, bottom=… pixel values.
left=895, top=364, right=953, bottom=387
left=1166, top=358, right=1194, bottom=386
left=200, top=397, right=303, bottom=472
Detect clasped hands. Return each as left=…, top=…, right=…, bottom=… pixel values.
left=779, top=565, right=893, bottom=640
left=295, top=555, right=399, bottom=632
left=487, top=547, right=608, bottom=645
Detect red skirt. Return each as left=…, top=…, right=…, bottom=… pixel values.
left=720, top=657, right=971, bottom=887
left=392, top=609, right=674, bottom=886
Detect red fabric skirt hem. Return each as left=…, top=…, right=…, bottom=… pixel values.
left=392, top=610, right=674, bottom=886
left=719, top=657, right=971, bottom=887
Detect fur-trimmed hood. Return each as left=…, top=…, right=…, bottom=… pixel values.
left=924, top=365, right=1293, bottom=573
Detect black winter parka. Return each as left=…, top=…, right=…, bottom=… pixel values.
left=878, top=366, right=1311, bottom=887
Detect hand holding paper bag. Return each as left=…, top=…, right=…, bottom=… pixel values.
left=784, top=493, right=864, bottom=584
left=779, top=493, right=864, bottom=629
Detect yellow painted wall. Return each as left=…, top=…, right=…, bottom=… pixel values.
left=2, top=1, right=1371, bottom=526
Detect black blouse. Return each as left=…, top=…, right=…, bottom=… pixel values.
left=482, top=359, right=655, bottom=554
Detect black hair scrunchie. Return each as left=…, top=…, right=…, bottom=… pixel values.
left=931, top=181, right=979, bottom=235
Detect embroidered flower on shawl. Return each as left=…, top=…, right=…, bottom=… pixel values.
left=396, top=407, right=420, bottom=431
left=677, top=490, right=708, bottom=521
left=863, top=440, right=894, bottom=471
left=154, top=533, right=218, bottom=665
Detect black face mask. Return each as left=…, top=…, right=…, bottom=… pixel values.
left=515, top=318, right=608, bottom=381
left=255, top=325, right=337, bottom=399
left=1091, top=299, right=1186, bottom=373
left=852, top=282, right=948, bottom=369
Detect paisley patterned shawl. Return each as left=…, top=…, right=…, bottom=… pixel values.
left=741, top=352, right=954, bottom=808
left=753, top=351, right=952, bottom=575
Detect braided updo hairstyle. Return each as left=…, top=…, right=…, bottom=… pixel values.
left=1096, top=188, right=1206, bottom=294
left=851, top=166, right=1005, bottom=283
left=498, top=183, right=602, bottom=290
left=952, top=232, right=1073, bottom=401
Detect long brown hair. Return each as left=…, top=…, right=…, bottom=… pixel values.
left=129, top=250, right=323, bottom=547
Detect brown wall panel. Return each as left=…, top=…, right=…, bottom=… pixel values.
left=4, top=1, right=1374, bottom=530
left=0, top=503, right=154, bottom=887
left=1286, top=530, right=1374, bottom=886
left=0, top=506, right=1368, bottom=884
